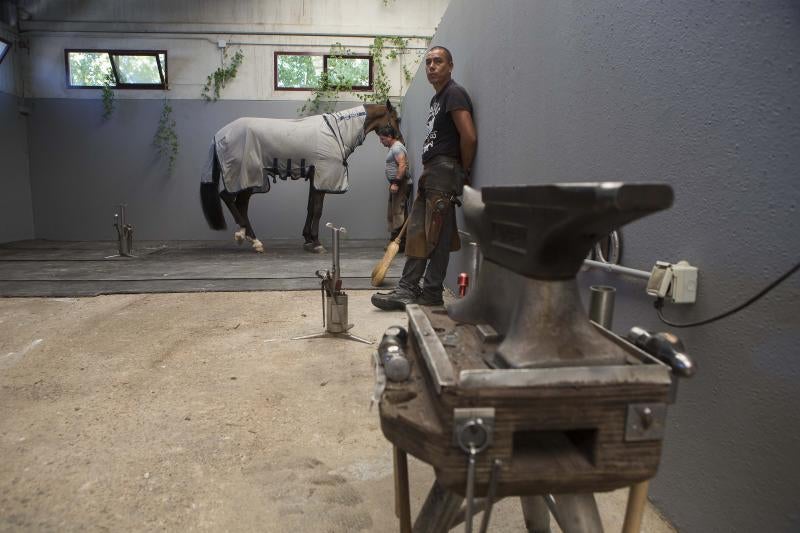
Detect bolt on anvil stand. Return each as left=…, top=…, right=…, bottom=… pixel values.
left=375, top=184, right=696, bottom=533
left=293, top=222, right=371, bottom=345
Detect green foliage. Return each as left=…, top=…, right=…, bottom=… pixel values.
left=114, top=53, right=164, bottom=84
left=277, top=54, right=323, bottom=88
left=299, top=37, right=417, bottom=116
left=299, top=43, right=357, bottom=116
left=69, top=52, right=165, bottom=86
left=202, top=48, right=244, bottom=102
left=356, top=36, right=411, bottom=105
left=153, top=98, right=179, bottom=174
left=299, top=71, right=354, bottom=116
left=68, top=51, right=113, bottom=86
left=101, top=73, right=115, bottom=120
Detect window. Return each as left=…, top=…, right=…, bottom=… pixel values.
left=275, top=52, right=323, bottom=90
left=0, top=37, right=10, bottom=65
left=65, top=49, right=167, bottom=89
left=275, top=52, right=372, bottom=91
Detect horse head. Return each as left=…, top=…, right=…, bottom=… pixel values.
left=366, top=101, right=403, bottom=143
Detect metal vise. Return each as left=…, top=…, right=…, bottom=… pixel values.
left=448, top=183, right=673, bottom=369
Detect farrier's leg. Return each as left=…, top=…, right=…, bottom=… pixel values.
left=421, top=198, right=455, bottom=301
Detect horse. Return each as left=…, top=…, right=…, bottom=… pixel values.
left=200, top=102, right=401, bottom=253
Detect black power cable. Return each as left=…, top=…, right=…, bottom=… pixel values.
left=655, top=260, right=800, bottom=328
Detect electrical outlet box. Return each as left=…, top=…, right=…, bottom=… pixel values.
left=670, top=260, right=698, bottom=304
left=646, top=261, right=673, bottom=298
left=217, top=39, right=227, bottom=49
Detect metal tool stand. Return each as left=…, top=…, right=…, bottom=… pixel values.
left=293, top=223, right=371, bottom=344
left=106, top=204, right=135, bottom=258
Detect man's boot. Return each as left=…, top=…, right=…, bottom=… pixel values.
left=371, top=287, right=417, bottom=311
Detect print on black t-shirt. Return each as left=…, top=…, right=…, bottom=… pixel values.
left=421, top=80, right=473, bottom=163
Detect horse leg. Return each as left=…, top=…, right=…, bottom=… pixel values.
left=220, top=190, right=251, bottom=247
left=302, top=183, right=326, bottom=253
left=235, top=191, right=263, bottom=253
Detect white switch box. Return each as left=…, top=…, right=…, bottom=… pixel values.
left=670, top=260, right=698, bottom=304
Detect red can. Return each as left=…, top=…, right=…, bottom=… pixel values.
left=457, top=272, right=469, bottom=297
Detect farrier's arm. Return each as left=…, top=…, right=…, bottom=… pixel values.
left=389, top=149, right=408, bottom=193
left=395, top=150, right=408, bottom=180
left=452, top=109, right=477, bottom=181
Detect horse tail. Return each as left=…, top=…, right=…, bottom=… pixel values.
left=200, top=148, right=227, bottom=230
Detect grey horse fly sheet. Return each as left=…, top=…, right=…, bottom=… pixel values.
left=201, top=106, right=368, bottom=194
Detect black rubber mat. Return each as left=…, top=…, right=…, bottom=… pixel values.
left=0, top=240, right=403, bottom=297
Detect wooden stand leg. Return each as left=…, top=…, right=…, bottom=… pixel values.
left=412, top=480, right=464, bottom=533
left=521, top=496, right=551, bottom=533
left=393, top=446, right=412, bottom=533
left=621, top=481, right=650, bottom=533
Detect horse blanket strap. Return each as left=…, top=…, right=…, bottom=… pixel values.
left=200, top=105, right=368, bottom=194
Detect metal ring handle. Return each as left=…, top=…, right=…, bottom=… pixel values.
left=594, top=230, right=621, bottom=264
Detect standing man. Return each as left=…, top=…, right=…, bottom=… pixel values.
left=377, top=125, right=412, bottom=251
left=372, top=46, right=477, bottom=310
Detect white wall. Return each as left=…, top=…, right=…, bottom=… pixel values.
left=17, top=0, right=447, bottom=101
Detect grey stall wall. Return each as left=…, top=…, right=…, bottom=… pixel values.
left=400, top=1, right=800, bottom=532
left=26, top=99, right=393, bottom=242
left=0, top=92, right=35, bottom=244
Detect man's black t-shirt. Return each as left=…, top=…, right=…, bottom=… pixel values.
left=421, top=79, right=473, bottom=163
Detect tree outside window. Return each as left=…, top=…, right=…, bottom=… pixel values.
left=275, top=52, right=372, bottom=91
left=66, top=50, right=167, bottom=89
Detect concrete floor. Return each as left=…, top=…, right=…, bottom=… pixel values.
left=0, top=290, right=676, bottom=532
left=0, top=240, right=403, bottom=297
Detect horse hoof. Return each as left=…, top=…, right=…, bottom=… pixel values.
left=252, top=239, right=264, bottom=253
left=234, top=229, right=246, bottom=244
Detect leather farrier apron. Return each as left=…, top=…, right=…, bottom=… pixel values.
left=404, top=156, right=464, bottom=258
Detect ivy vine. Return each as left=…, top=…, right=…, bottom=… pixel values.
left=300, top=36, right=418, bottom=116
left=202, top=48, right=245, bottom=102
left=101, top=73, right=115, bottom=120
left=153, top=98, right=179, bottom=174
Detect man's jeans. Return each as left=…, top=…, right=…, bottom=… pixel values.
left=397, top=198, right=455, bottom=299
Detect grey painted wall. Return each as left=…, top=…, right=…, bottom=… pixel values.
left=400, top=1, right=800, bottom=531
left=27, top=99, right=394, bottom=242
left=0, top=91, right=35, bottom=244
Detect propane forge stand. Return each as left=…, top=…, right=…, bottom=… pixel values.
left=293, top=222, right=371, bottom=345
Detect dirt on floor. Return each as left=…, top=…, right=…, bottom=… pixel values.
left=0, top=292, right=675, bottom=532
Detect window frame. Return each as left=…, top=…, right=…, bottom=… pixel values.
left=0, top=37, right=10, bottom=65
left=65, top=49, right=168, bottom=90
left=274, top=51, right=373, bottom=92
